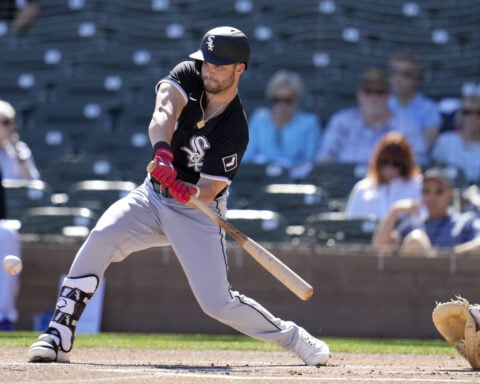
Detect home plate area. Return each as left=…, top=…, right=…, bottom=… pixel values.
left=1, top=347, right=479, bottom=383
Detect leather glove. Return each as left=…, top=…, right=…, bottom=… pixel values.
left=150, top=142, right=176, bottom=187
left=169, top=179, right=200, bottom=204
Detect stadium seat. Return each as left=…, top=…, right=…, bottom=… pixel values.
left=40, top=154, right=124, bottom=193
left=20, top=206, right=97, bottom=236
left=2, top=179, right=54, bottom=220
left=225, top=209, right=290, bottom=243
left=303, top=212, right=378, bottom=246
left=304, top=163, right=368, bottom=200
left=229, top=164, right=291, bottom=209
left=65, top=179, right=137, bottom=215
left=247, top=183, right=331, bottom=225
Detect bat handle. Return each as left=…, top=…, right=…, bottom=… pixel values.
left=146, top=160, right=155, bottom=173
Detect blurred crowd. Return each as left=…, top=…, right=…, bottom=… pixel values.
left=244, top=49, right=480, bottom=187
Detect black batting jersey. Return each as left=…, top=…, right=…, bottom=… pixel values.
left=156, top=61, right=249, bottom=188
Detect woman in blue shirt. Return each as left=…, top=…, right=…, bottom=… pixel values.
left=242, top=70, right=322, bottom=180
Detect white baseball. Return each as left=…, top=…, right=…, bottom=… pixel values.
left=2, top=255, right=23, bottom=275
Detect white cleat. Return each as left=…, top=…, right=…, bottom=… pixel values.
left=28, top=333, right=70, bottom=363
left=291, top=327, right=330, bottom=366
left=470, top=305, right=480, bottom=328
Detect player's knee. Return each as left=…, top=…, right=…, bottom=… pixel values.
left=198, top=298, right=231, bottom=320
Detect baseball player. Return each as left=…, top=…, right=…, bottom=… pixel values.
left=28, top=26, right=330, bottom=366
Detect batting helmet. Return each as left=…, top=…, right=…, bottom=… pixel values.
left=189, top=26, right=250, bottom=69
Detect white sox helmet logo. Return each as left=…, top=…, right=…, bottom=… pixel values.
left=181, top=136, right=210, bottom=172
left=206, top=35, right=215, bottom=51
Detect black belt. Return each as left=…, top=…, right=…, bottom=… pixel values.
left=150, top=179, right=172, bottom=198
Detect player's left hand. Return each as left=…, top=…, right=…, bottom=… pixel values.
left=169, top=179, right=200, bottom=204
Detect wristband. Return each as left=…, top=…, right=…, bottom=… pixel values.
left=152, top=141, right=172, bottom=157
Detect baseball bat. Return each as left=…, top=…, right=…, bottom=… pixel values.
left=147, top=161, right=314, bottom=300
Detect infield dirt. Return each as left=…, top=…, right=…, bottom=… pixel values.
left=1, top=346, right=479, bottom=383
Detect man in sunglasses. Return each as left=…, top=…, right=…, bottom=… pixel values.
left=316, top=67, right=427, bottom=165
left=388, top=49, right=441, bottom=152
left=431, top=87, right=480, bottom=184
left=372, top=167, right=480, bottom=257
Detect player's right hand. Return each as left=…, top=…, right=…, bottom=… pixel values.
left=150, top=146, right=177, bottom=187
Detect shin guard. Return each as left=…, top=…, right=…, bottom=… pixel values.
left=47, top=275, right=99, bottom=352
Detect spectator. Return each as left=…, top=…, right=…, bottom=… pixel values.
left=372, top=167, right=480, bottom=257
left=0, top=99, right=37, bottom=331
left=431, top=86, right=480, bottom=184
left=0, top=169, right=22, bottom=331
left=242, top=70, right=321, bottom=180
left=0, top=0, right=40, bottom=33
left=316, top=67, right=426, bottom=165
left=0, top=99, right=40, bottom=181
left=388, top=49, right=441, bottom=151
left=345, top=132, right=422, bottom=220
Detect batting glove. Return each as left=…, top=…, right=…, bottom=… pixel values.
left=150, top=141, right=177, bottom=187
left=169, top=179, right=200, bottom=204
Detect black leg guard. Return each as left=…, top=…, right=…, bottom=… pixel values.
left=47, top=275, right=99, bottom=352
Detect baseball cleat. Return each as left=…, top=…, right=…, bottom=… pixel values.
left=28, top=332, right=70, bottom=363
left=470, top=305, right=480, bottom=328
left=292, top=327, right=330, bottom=366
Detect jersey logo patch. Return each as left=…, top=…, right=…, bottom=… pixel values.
left=222, top=154, right=238, bottom=172
left=181, top=136, right=210, bottom=172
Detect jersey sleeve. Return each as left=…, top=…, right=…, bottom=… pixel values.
left=200, top=107, right=249, bottom=185
left=155, top=61, right=200, bottom=102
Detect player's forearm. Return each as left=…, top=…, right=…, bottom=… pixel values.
left=453, top=238, right=480, bottom=255
left=372, top=210, right=399, bottom=249
left=194, top=178, right=227, bottom=204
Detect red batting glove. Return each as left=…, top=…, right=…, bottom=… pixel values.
left=169, top=179, right=200, bottom=204
left=150, top=145, right=176, bottom=187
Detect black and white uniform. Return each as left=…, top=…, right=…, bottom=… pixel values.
left=59, top=61, right=302, bottom=352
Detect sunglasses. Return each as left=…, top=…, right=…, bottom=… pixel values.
left=461, top=109, right=480, bottom=117
left=379, top=159, right=404, bottom=169
left=361, top=88, right=387, bottom=95
left=422, top=187, right=446, bottom=196
left=388, top=68, right=417, bottom=79
left=271, top=97, right=296, bottom=105
left=0, top=119, right=14, bottom=126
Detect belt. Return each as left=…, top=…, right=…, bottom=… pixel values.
left=150, top=177, right=226, bottom=200
left=150, top=179, right=172, bottom=198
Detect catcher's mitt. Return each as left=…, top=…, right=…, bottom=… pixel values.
left=432, top=296, right=480, bottom=369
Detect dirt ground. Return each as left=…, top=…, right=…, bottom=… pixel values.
left=1, top=346, right=480, bottom=384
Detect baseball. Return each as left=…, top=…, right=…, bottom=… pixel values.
left=2, top=255, right=22, bottom=275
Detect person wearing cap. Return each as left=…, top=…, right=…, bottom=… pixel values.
left=242, top=69, right=322, bottom=180
left=372, top=167, right=480, bottom=256
left=28, top=26, right=330, bottom=366
left=431, top=86, right=480, bottom=184
left=316, top=67, right=427, bottom=165
left=388, top=49, right=442, bottom=152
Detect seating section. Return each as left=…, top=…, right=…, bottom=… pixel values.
left=20, top=206, right=98, bottom=236
left=65, top=180, right=137, bottom=215
left=1, top=0, right=479, bottom=241
left=225, top=209, right=290, bottom=243
left=2, top=179, right=54, bottom=220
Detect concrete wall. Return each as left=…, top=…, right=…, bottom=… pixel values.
left=17, top=241, right=480, bottom=338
